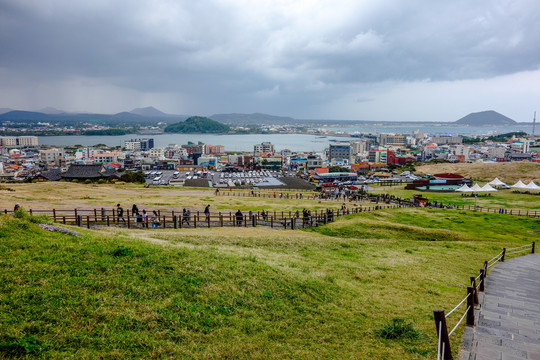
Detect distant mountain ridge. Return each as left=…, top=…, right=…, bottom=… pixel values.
left=455, top=110, right=516, bottom=126
left=130, top=106, right=169, bottom=117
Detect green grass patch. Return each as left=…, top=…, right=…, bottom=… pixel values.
left=0, top=208, right=537, bottom=359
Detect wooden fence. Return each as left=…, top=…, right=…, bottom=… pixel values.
left=217, top=191, right=540, bottom=218
left=3, top=205, right=402, bottom=230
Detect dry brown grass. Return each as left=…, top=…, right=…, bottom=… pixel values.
left=0, top=182, right=355, bottom=212
left=415, top=161, right=540, bottom=183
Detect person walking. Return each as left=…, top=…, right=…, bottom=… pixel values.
left=261, top=209, right=267, bottom=225
left=235, top=209, right=243, bottom=226
left=13, top=203, right=21, bottom=212
left=151, top=210, right=159, bottom=228
left=131, top=204, right=139, bottom=217
left=142, top=209, right=148, bottom=228
left=136, top=210, right=143, bottom=227
left=204, top=205, right=210, bottom=221
left=116, top=204, right=126, bottom=223
left=182, top=208, right=189, bottom=226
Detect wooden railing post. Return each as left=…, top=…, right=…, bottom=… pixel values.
left=479, top=269, right=485, bottom=292
left=484, top=261, right=488, bottom=277
left=501, top=248, right=506, bottom=262
left=466, top=287, right=475, bottom=326
left=434, top=309, right=453, bottom=360
left=532, top=242, right=536, bottom=254
left=470, top=277, right=479, bottom=305
left=53, top=209, right=56, bottom=221
left=86, top=215, right=90, bottom=229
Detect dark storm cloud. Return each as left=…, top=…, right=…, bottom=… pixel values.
left=0, top=0, right=539, bottom=119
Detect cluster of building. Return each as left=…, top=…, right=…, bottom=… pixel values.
left=0, top=132, right=538, bottom=182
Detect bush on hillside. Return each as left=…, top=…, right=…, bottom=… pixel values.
left=13, top=209, right=52, bottom=225
left=375, top=318, right=422, bottom=340
left=119, top=170, right=145, bottom=183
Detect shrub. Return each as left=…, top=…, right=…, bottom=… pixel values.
left=375, top=318, right=422, bottom=340
left=84, top=179, right=93, bottom=184
left=0, top=334, right=42, bottom=355
left=97, top=179, right=107, bottom=184
left=112, top=247, right=133, bottom=257
left=13, top=209, right=52, bottom=225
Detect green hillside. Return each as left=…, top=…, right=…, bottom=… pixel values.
left=164, top=116, right=230, bottom=133
left=0, top=209, right=537, bottom=359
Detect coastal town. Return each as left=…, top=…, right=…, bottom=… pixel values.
left=0, top=130, right=537, bottom=186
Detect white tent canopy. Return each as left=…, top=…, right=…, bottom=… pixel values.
left=488, top=178, right=507, bottom=187
left=455, top=184, right=472, bottom=192
left=510, top=180, right=527, bottom=189
left=524, top=181, right=540, bottom=190
left=481, top=184, right=498, bottom=192
left=470, top=183, right=484, bottom=192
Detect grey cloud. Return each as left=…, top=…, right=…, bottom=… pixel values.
left=0, top=0, right=539, bottom=119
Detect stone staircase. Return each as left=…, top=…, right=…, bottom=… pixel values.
left=460, top=254, right=540, bottom=360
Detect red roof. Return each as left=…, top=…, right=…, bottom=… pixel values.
left=314, top=167, right=329, bottom=174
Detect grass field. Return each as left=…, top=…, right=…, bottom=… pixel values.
left=1, top=182, right=538, bottom=216
left=370, top=184, right=540, bottom=210
left=0, top=183, right=349, bottom=214
left=1, top=206, right=537, bottom=359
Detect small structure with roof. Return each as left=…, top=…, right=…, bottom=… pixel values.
left=61, top=164, right=119, bottom=181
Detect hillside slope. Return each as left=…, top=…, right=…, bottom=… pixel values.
left=415, top=162, right=540, bottom=183
left=0, top=209, right=537, bottom=359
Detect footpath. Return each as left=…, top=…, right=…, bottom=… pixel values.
left=460, top=253, right=540, bottom=360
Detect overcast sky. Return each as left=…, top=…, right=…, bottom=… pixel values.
left=1, top=0, right=539, bottom=122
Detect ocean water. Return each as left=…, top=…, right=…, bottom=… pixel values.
left=328, top=124, right=534, bottom=136
left=38, top=124, right=534, bottom=152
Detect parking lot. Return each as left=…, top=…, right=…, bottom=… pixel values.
left=145, top=169, right=286, bottom=187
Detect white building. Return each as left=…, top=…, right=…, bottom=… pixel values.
left=75, top=147, right=94, bottom=161
left=449, top=145, right=471, bottom=161
left=254, top=142, right=275, bottom=154
left=93, top=152, right=120, bottom=164
left=0, top=136, right=39, bottom=148
left=487, top=146, right=507, bottom=159
left=350, top=140, right=369, bottom=155
left=39, top=148, right=65, bottom=165
left=148, top=148, right=164, bottom=159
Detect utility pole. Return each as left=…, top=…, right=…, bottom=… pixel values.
left=533, top=111, right=536, bottom=143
